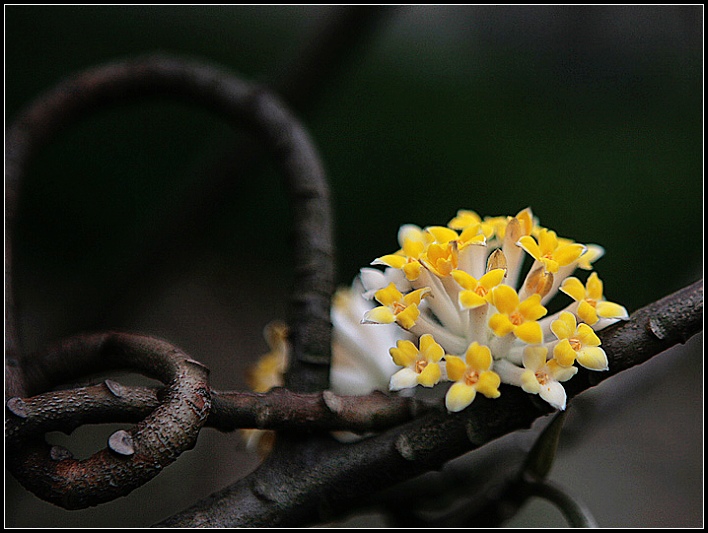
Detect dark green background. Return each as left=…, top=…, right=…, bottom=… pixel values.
left=5, top=6, right=703, bottom=527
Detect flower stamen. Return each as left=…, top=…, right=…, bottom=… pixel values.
left=464, top=369, right=480, bottom=387
left=509, top=312, right=524, bottom=326
left=415, top=359, right=428, bottom=374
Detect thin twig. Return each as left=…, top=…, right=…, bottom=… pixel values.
left=521, top=480, right=599, bottom=528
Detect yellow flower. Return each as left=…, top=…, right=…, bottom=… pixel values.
left=372, top=224, right=431, bottom=281
left=488, top=285, right=547, bottom=344
left=446, top=210, right=495, bottom=244
left=451, top=268, right=506, bottom=309
left=362, top=283, right=430, bottom=330
left=389, top=334, right=445, bottom=390
left=356, top=208, right=625, bottom=414
left=551, top=312, right=609, bottom=370
left=560, top=273, right=629, bottom=326
left=517, top=228, right=587, bottom=274
left=576, top=244, right=605, bottom=270
left=330, top=279, right=406, bottom=396
left=444, top=342, right=501, bottom=412
left=242, top=321, right=290, bottom=456
left=245, top=321, right=289, bottom=393
left=447, top=209, right=483, bottom=231
left=496, top=346, right=577, bottom=410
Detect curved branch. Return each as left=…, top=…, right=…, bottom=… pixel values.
left=5, top=54, right=334, bottom=396
left=158, top=278, right=702, bottom=527
left=5, top=332, right=210, bottom=510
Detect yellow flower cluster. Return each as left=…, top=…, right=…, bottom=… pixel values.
left=243, top=206, right=630, bottom=452
left=362, top=207, right=628, bottom=411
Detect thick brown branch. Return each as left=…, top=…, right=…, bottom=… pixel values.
left=158, top=279, right=703, bottom=527
left=5, top=332, right=210, bottom=510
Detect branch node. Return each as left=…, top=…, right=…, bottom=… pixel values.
left=255, top=406, right=272, bottom=429
left=321, top=390, right=342, bottom=414
left=108, top=429, right=135, bottom=456
left=394, top=434, right=416, bottom=461
left=185, top=358, right=211, bottom=374
left=465, top=419, right=487, bottom=447
left=50, top=445, right=74, bottom=461
left=6, top=397, right=29, bottom=419
left=251, top=476, right=277, bottom=503
left=104, top=379, right=127, bottom=398
left=646, top=317, right=668, bottom=341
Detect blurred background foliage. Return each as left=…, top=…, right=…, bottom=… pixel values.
left=5, top=5, right=703, bottom=528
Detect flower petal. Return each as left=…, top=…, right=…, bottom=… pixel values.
left=517, top=235, right=542, bottom=261
left=459, top=290, right=487, bottom=309
left=538, top=379, right=568, bottom=410
left=476, top=371, right=501, bottom=398
left=445, top=382, right=477, bottom=412
left=554, top=243, right=587, bottom=266
left=586, top=272, right=604, bottom=299
left=427, top=226, right=459, bottom=244
left=490, top=284, right=519, bottom=314
left=576, top=323, right=601, bottom=347
left=448, top=209, right=482, bottom=230
left=403, top=287, right=431, bottom=306
left=489, top=313, right=515, bottom=337
left=465, top=342, right=493, bottom=370
left=576, top=346, right=609, bottom=371
left=418, top=362, right=442, bottom=387
left=577, top=300, right=599, bottom=325
left=362, top=306, right=396, bottom=325
left=402, top=261, right=423, bottom=281
left=522, top=345, right=549, bottom=371
left=374, top=254, right=407, bottom=269
left=560, top=277, right=586, bottom=302
left=389, top=368, right=420, bottom=391
left=451, top=269, right=478, bottom=290
left=480, top=268, right=506, bottom=289
left=551, top=311, right=576, bottom=340
left=537, top=229, right=558, bottom=255
left=459, top=225, right=486, bottom=247
left=596, top=301, right=629, bottom=320
left=521, top=369, right=541, bottom=394
left=419, top=333, right=445, bottom=363
left=374, top=283, right=403, bottom=306
left=514, top=321, right=543, bottom=344
left=359, top=267, right=387, bottom=294
left=398, top=224, right=426, bottom=248
left=518, top=294, right=547, bottom=321
left=577, top=244, right=605, bottom=270
left=389, top=339, right=419, bottom=367
left=395, top=304, right=420, bottom=329
left=402, top=238, right=425, bottom=259
left=444, top=355, right=467, bottom=382
left=553, top=339, right=577, bottom=367
left=547, top=360, right=578, bottom=382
